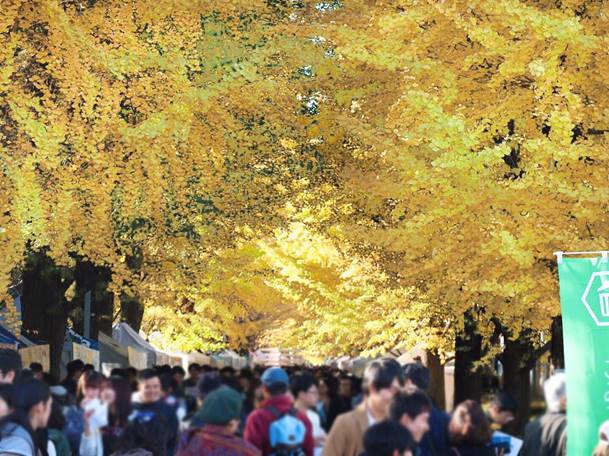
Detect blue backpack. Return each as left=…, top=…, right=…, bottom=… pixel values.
left=266, top=406, right=306, bottom=456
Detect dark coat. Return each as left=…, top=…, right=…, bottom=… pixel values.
left=519, top=412, right=566, bottom=456
left=418, top=407, right=451, bottom=456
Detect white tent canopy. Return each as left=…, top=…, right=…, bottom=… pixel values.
left=112, top=322, right=159, bottom=368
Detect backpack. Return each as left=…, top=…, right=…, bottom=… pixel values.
left=266, top=406, right=306, bottom=456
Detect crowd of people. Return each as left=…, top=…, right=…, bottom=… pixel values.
left=0, top=348, right=600, bottom=456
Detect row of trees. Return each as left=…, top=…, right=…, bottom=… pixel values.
left=1, top=0, right=608, bottom=422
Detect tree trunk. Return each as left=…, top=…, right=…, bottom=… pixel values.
left=73, top=262, right=113, bottom=337
left=426, top=350, right=446, bottom=410
left=454, top=319, right=483, bottom=404
left=120, top=294, right=145, bottom=331
left=501, top=338, right=531, bottom=436
left=21, top=252, right=74, bottom=378
left=551, top=317, right=564, bottom=369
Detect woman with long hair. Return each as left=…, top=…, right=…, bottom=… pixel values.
left=101, top=376, right=133, bottom=456
left=0, top=378, right=52, bottom=456
left=448, top=400, right=496, bottom=456
left=79, top=371, right=108, bottom=456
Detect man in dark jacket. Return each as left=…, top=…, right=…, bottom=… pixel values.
left=244, top=367, right=314, bottom=456
left=133, top=368, right=180, bottom=456
left=520, top=372, right=567, bottom=456
left=402, top=363, right=450, bottom=456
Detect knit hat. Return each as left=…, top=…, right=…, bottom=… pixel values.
left=199, top=386, right=242, bottom=425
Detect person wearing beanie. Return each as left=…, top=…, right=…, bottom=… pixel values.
left=189, top=372, right=224, bottom=428
left=177, top=386, right=260, bottom=456
left=244, top=367, right=315, bottom=456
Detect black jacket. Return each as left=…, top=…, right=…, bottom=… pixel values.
left=133, top=400, right=179, bottom=456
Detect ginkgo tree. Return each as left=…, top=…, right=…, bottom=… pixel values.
left=257, top=0, right=609, bottom=409
left=2, top=0, right=609, bottom=415
left=0, top=0, right=346, bottom=364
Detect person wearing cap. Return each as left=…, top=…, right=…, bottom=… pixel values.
left=177, top=386, right=260, bottom=456
left=244, top=367, right=315, bottom=456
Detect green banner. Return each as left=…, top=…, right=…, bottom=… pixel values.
left=557, top=255, right=609, bottom=455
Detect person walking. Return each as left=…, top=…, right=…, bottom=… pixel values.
left=323, top=358, right=404, bottom=456
left=520, top=373, right=567, bottom=456
left=0, top=378, right=53, bottom=456
left=402, top=364, right=449, bottom=456
left=244, top=367, right=314, bottom=456
left=132, top=369, right=179, bottom=456
left=177, top=386, right=260, bottom=456
left=447, top=401, right=495, bottom=456
left=390, top=390, right=432, bottom=454
left=362, top=421, right=416, bottom=456
left=291, top=372, right=327, bottom=456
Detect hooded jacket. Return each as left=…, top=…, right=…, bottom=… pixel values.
left=0, top=423, right=36, bottom=456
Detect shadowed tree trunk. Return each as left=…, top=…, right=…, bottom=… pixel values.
left=120, top=294, right=145, bottom=331
left=426, top=350, right=446, bottom=410
left=454, top=315, right=483, bottom=404
left=501, top=338, right=531, bottom=436
left=551, top=317, right=564, bottom=369
left=21, top=252, right=74, bottom=378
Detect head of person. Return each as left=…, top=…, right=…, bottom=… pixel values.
left=29, top=363, right=44, bottom=381
left=198, top=386, right=243, bottom=434
left=188, top=363, right=201, bottom=380
left=114, top=417, right=168, bottom=456
left=77, top=371, right=105, bottom=403
left=363, top=359, right=404, bottom=418
left=0, top=384, right=14, bottom=418
left=290, top=372, right=319, bottom=409
left=600, top=420, right=609, bottom=442
left=363, top=420, right=416, bottom=456
left=544, top=372, right=566, bottom=413
left=4, top=378, right=52, bottom=434
left=319, top=375, right=337, bottom=400
left=390, top=390, right=432, bottom=443
left=239, top=369, right=254, bottom=392
left=102, top=376, right=132, bottom=427
left=339, top=375, right=354, bottom=398
left=402, top=364, right=430, bottom=392
left=66, top=359, right=85, bottom=381
left=595, top=423, right=609, bottom=456
left=220, top=366, right=236, bottom=379
left=449, top=400, right=492, bottom=446
left=138, top=369, right=162, bottom=403
left=261, top=367, right=290, bottom=399
left=0, top=349, right=22, bottom=384
left=125, top=367, right=138, bottom=390
left=171, top=366, right=185, bottom=385
left=159, top=373, right=174, bottom=398
left=197, top=371, right=223, bottom=404
left=488, top=391, right=518, bottom=426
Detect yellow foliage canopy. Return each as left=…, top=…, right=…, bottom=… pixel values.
left=2, top=0, right=608, bottom=356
